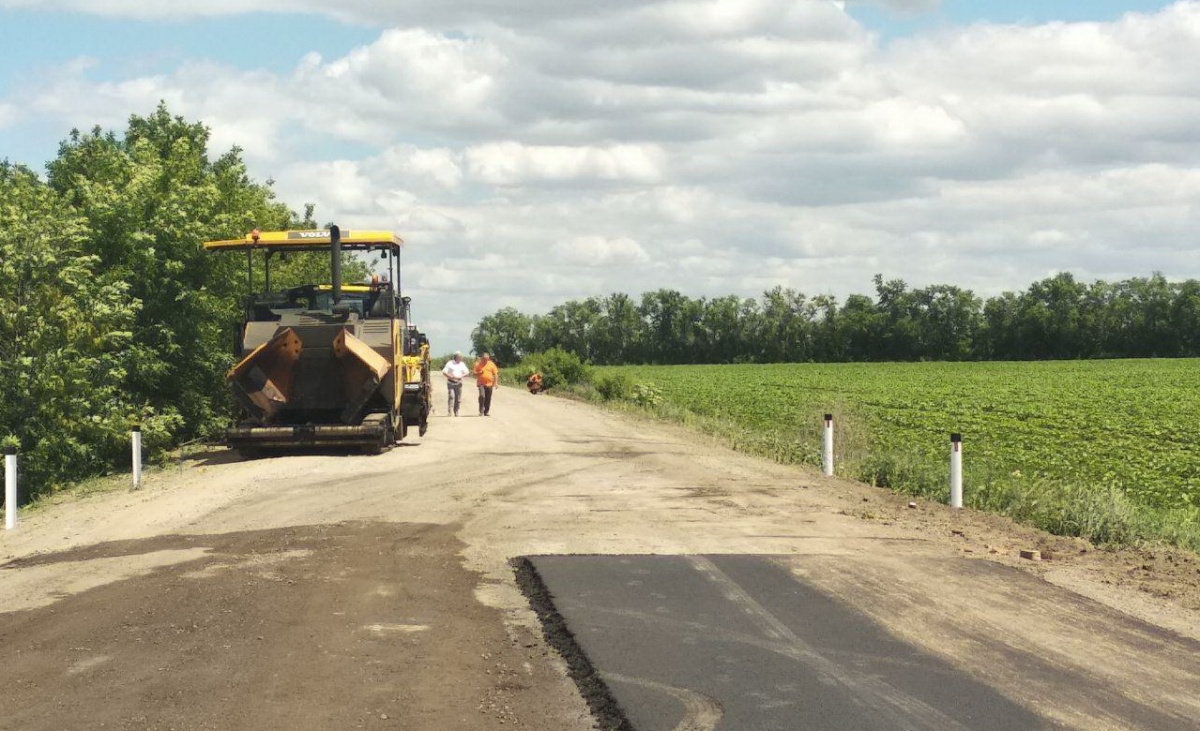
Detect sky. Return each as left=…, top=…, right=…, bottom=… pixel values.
left=1, top=0, right=1197, bottom=355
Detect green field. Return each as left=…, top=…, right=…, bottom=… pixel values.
left=604, top=360, right=1200, bottom=549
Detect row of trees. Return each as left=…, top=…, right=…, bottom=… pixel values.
left=1, top=104, right=327, bottom=498
left=472, top=273, right=1200, bottom=365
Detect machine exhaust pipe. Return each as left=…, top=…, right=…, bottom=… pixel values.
left=330, top=224, right=342, bottom=304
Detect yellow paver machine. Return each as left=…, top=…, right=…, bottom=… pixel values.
left=203, top=226, right=432, bottom=455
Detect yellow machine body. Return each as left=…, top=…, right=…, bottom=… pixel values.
left=205, top=228, right=432, bottom=454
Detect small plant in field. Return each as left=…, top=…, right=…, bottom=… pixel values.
left=632, top=383, right=663, bottom=407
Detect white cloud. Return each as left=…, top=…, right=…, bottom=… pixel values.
left=553, top=236, right=651, bottom=267
left=4, top=1, right=1200, bottom=352
left=843, top=0, right=938, bottom=12
left=396, top=148, right=463, bottom=189
left=277, top=159, right=374, bottom=213
left=402, top=207, right=467, bottom=234
left=465, top=142, right=666, bottom=186
left=293, top=29, right=507, bottom=139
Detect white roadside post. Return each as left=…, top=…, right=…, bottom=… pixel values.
left=822, top=414, right=834, bottom=477
left=132, top=426, right=143, bottom=490
left=950, top=433, right=963, bottom=509
left=4, top=447, right=16, bottom=530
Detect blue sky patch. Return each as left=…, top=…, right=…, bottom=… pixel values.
left=849, top=0, right=1175, bottom=41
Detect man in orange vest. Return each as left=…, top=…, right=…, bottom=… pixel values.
left=473, top=352, right=500, bottom=416
left=526, top=372, right=544, bottom=394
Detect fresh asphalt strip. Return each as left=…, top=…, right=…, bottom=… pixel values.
left=515, top=554, right=1050, bottom=731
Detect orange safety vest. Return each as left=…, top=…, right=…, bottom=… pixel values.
left=474, top=360, right=499, bottom=387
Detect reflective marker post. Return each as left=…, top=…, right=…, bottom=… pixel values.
left=132, top=426, right=142, bottom=490
left=823, top=414, right=834, bottom=477
left=950, top=433, right=963, bottom=509
left=4, top=447, right=16, bottom=530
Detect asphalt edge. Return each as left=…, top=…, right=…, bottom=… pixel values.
left=511, top=556, right=635, bottom=731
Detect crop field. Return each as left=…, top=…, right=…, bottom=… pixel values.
left=605, top=360, right=1200, bottom=547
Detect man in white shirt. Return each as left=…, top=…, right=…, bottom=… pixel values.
left=441, top=351, right=470, bottom=416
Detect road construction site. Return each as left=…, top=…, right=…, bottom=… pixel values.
left=2, top=383, right=1199, bottom=730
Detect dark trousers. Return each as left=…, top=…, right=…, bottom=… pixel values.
left=478, top=385, right=494, bottom=415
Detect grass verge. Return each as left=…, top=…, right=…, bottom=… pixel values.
left=588, top=386, right=1200, bottom=553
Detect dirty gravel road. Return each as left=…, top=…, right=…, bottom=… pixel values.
left=2, top=383, right=1199, bottom=730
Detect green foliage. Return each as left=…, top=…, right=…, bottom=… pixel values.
left=44, top=105, right=300, bottom=442
left=472, top=307, right=535, bottom=365
left=607, top=360, right=1200, bottom=551
left=1, top=103, right=318, bottom=500
left=475, top=271, right=1200, bottom=365
left=631, top=383, right=663, bottom=407
left=592, top=372, right=633, bottom=401
left=512, top=348, right=592, bottom=390
left=0, top=163, right=142, bottom=494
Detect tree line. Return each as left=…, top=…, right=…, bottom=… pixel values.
left=1, top=104, right=334, bottom=499
left=472, top=273, right=1200, bottom=365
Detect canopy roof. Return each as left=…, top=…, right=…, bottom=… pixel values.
left=203, top=229, right=403, bottom=252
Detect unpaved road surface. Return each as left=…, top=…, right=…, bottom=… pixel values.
left=2, top=383, right=1200, bottom=730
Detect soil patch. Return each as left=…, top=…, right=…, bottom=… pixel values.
left=0, top=522, right=571, bottom=731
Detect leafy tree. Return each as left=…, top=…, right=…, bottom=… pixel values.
left=639, top=289, right=703, bottom=364
left=1121, top=274, right=1175, bottom=357
left=0, top=163, right=144, bottom=496
left=1170, top=280, right=1200, bottom=356
left=873, top=274, right=919, bottom=360
left=1079, top=280, right=1119, bottom=358
left=838, top=293, right=883, bottom=361
left=591, top=293, right=643, bottom=365
left=472, top=307, right=535, bottom=364
left=698, top=294, right=755, bottom=363
left=475, top=273, right=1200, bottom=367
left=45, top=104, right=298, bottom=439
left=757, top=287, right=812, bottom=362
left=0, top=103, right=416, bottom=501
left=809, top=294, right=842, bottom=362
left=533, top=299, right=604, bottom=362
left=1014, top=273, right=1086, bottom=359
left=911, top=284, right=981, bottom=360
left=978, top=292, right=1021, bottom=360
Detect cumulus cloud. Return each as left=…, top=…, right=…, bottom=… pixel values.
left=465, top=143, right=666, bottom=186
left=292, top=29, right=508, bottom=138
left=3, top=0, right=1200, bottom=352
left=0, top=0, right=852, bottom=28
left=841, top=0, right=939, bottom=12
left=278, top=160, right=375, bottom=213
left=376, top=146, right=464, bottom=190
left=552, top=236, right=651, bottom=267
